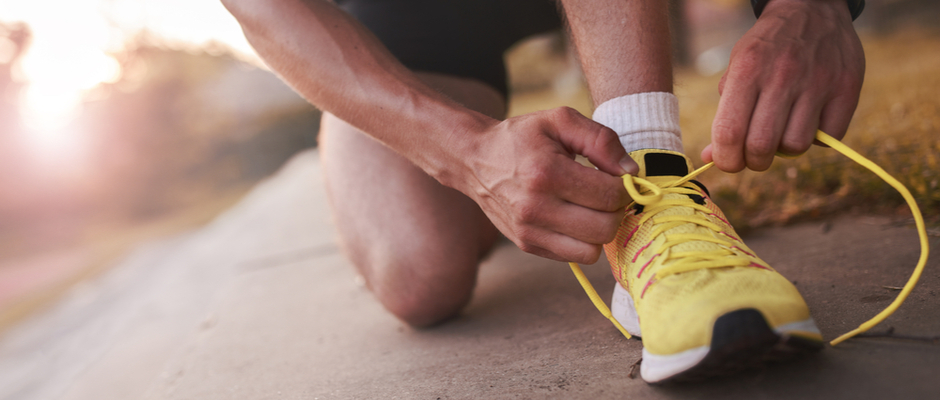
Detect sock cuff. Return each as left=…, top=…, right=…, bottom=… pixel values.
left=592, top=92, right=680, bottom=134
left=592, top=92, right=683, bottom=153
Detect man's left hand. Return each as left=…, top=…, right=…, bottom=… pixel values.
left=703, top=0, right=865, bottom=172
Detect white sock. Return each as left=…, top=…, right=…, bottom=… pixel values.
left=591, top=92, right=683, bottom=154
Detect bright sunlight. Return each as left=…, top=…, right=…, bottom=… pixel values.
left=0, top=0, right=254, bottom=155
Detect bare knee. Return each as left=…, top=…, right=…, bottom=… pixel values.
left=377, top=282, right=473, bottom=328
left=361, top=255, right=479, bottom=328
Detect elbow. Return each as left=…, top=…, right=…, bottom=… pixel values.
left=220, top=0, right=271, bottom=37
left=220, top=0, right=254, bottom=20
left=219, top=0, right=236, bottom=11
left=222, top=0, right=298, bottom=34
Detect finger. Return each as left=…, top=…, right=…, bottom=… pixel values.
left=530, top=199, right=624, bottom=245
left=701, top=143, right=714, bottom=163
left=744, top=90, right=791, bottom=171
left=514, top=228, right=604, bottom=264
left=778, top=94, right=822, bottom=156
left=718, top=70, right=729, bottom=96
left=711, top=71, right=759, bottom=173
left=545, top=107, right=638, bottom=176
left=818, top=92, right=860, bottom=142
left=548, top=156, right=630, bottom=212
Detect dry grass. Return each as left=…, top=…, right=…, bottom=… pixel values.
left=677, top=30, right=940, bottom=228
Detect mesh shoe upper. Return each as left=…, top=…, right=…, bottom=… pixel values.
left=603, top=149, right=819, bottom=356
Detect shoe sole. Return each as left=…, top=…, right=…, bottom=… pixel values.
left=612, top=284, right=824, bottom=384
left=641, top=309, right=824, bottom=384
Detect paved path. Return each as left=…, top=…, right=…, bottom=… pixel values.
left=1, top=151, right=938, bottom=399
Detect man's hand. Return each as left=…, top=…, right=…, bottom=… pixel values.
left=451, top=107, right=636, bottom=264
left=226, top=0, right=637, bottom=264
left=702, top=0, right=865, bottom=172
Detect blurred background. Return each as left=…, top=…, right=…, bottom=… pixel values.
left=0, top=0, right=937, bottom=331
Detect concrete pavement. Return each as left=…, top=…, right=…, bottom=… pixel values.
left=1, top=150, right=938, bottom=399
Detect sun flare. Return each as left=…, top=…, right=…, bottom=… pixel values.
left=0, top=0, right=254, bottom=155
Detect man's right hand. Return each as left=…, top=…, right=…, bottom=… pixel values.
left=446, top=107, right=636, bottom=264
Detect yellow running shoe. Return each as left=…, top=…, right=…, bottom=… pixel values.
left=571, top=131, right=930, bottom=382
left=604, top=149, right=823, bottom=383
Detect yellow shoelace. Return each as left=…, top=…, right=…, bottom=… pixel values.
left=569, top=130, right=931, bottom=346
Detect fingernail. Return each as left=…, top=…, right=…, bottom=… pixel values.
left=619, top=155, right=638, bottom=175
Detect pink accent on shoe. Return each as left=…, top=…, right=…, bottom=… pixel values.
left=719, top=231, right=742, bottom=242
left=709, top=213, right=731, bottom=225
left=641, top=278, right=657, bottom=298
left=622, top=225, right=640, bottom=247
left=731, top=246, right=755, bottom=257
left=632, top=240, right=654, bottom=263
left=637, top=254, right=659, bottom=278
left=749, top=262, right=770, bottom=270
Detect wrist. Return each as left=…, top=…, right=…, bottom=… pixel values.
left=422, top=109, right=495, bottom=190
left=753, top=0, right=863, bottom=21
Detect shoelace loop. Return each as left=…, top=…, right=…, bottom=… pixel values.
left=625, top=172, right=757, bottom=286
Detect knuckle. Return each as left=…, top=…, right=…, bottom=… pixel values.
left=712, top=119, right=746, bottom=146
left=838, top=73, right=863, bottom=94
left=551, top=106, right=578, bottom=124
left=577, top=246, right=602, bottom=264
left=732, top=44, right=762, bottom=71
left=559, top=106, right=579, bottom=116
left=825, top=125, right=848, bottom=140
left=815, top=64, right=838, bottom=83
left=593, top=126, right=620, bottom=148
left=781, top=135, right=813, bottom=154
left=516, top=241, right=535, bottom=254
left=747, top=134, right=778, bottom=157
left=513, top=227, right=535, bottom=247
left=515, top=200, right=540, bottom=225
left=521, top=164, right=551, bottom=192
left=715, top=156, right=745, bottom=173
left=600, top=216, right=622, bottom=243
left=775, top=51, right=803, bottom=80
left=602, top=184, right=625, bottom=212
left=746, top=156, right=772, bottom=172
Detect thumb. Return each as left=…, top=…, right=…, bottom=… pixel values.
left=548, top=107, right=637, bottom=176
left=718, top=71, right=728, bottom=96
left=701, top=143, right=714, bottom=163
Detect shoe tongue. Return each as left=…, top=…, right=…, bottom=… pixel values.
left=638, top=152, right=718, bottom=255
left=644, top=153, right=690, bottom=177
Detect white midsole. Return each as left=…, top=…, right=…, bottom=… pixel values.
left=774, top=318, right=822, bottom=336
left=641, top=346, right=710, bottom=383
left=612, top=281, right=708, bottom=382
left=610, top=282, right=642, bottom=337
left=610, top=282, right=821, bottom=382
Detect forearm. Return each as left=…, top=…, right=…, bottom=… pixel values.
left=224, top=0, right=640, bottom=264
left=222, top=0, right=491, bottom=181
left=559, top=0, right=674, bottom=105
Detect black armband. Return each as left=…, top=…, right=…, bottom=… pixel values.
left=750, top=0, right=865, bottom=21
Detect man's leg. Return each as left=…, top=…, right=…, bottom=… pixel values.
left=320, top=73, right=503, bottom=327
left=559, top=0, right=682, bottom=154
left=559, top=0, right=822, bottom=384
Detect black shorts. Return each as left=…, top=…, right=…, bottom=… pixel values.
left=337, top=0, right=563, bottom=99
